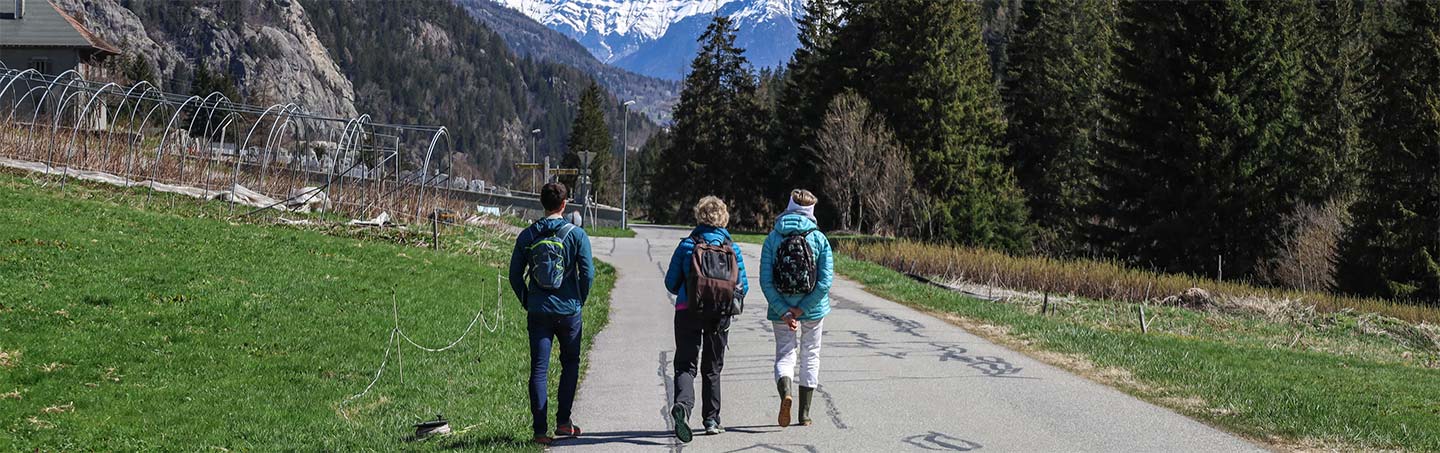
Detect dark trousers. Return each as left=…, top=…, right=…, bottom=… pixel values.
left=527, top=312, right=583, bottom=437
left=672, top=308, right=730, bottom=424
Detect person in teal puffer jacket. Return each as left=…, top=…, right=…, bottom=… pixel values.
left=759, top=189, right=833, bottom=428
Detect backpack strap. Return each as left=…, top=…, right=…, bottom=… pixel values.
left=556, top=223, right=577, bottom=242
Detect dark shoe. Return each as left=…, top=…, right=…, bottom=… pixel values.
left=777, top=376, right=793, bottom=428
left=533, top=435, right=554, bottom=445
left=704, top=419, right=725, bottom=435
left=672, top=405, right=693, bottom=443
left=556, top=423, right=582, bottom=437
left=798, top=386, right=815, bottom=426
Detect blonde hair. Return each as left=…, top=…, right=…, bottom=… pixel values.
left=791, top=189, right=817, bottom=207
left=693, top=196, right=730, bottom=228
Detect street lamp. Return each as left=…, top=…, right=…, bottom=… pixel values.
left=530, top=128, right=541, bottom=191
left=620, top=100, right=635, bottom=229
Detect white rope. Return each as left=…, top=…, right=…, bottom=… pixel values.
left=394, top=274, right=504, bottom=352
left=338, top=273, right=507, bottom=415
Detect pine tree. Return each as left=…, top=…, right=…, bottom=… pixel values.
left=835, top=0, right=1029, bottom=251
left=1095, top=2, right=1315, bottom=277
left=771, top=0, right=844, bottom=221
left=1337, top=2, right=1440, bottom=304
left=1295, top=0, right=1377, bottom=201
left=653, top=16, right=770, bottom=227
left=563, top=82, right=615, bottom=205
left=1002, top=0, right=1115, bottom=254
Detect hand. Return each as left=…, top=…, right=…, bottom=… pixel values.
left=787, top=307, right=804, bottom=319
left=787, top=318, right=800, bottom=331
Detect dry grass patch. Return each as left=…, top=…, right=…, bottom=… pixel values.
left=38, top=362, right=66, bottom=373
left=41, top=402, right=74, bottom=414
left=0, top=348, right=19, bottom=368
left=2, top=389, right=21, bottom=400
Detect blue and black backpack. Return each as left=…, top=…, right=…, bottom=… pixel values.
left=528, top=223, right=576, bottom=290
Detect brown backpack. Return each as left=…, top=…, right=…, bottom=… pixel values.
left=687, top=235, right=742, bottom=316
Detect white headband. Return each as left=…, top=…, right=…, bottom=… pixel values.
left=785, top=196, right=816, bottom=221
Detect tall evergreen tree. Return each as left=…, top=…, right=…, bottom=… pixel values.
left=1002, top=0, right=1115, bottom=254
left=563, top=82, right=616, bottom=205
left=652, top=16, right=771, bottom=227
left=834, top=0, right=1029, bottom=251
left=1094, top=2, right=1318, bottom=277
left=1296, top=0, right=1377, bottom=201
left=1337, top=2, right=1440, bottom=304
left=771, top=0, right=844, bottom=221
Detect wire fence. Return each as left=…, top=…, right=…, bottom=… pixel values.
left=0, top=69, right=493, bottom=224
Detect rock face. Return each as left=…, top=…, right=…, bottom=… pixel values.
left=53, top=0, right=357, bottom=118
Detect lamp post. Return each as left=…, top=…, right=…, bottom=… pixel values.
left=620, top=100, right=635, bottom=229
left=530, top=128, right=541, bottom=191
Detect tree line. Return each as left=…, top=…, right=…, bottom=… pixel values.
left=634, top=0, right=1440, bottom=307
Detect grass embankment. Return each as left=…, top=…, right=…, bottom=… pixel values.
left=838, top=253, right=1440, bottom=451
left=0, top=172, right=613, bottom=451
left=583, top=226, right=636, bottom=238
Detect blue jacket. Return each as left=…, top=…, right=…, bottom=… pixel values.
left=665, top=225, right=749, bottom=310
left=760, top=213, right=833, bottom=321
left=509, top=217, right=594, bottom=316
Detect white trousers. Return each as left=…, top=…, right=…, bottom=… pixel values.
left=773, top=319, right=824, bottom=388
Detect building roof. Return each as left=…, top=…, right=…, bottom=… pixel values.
left=0, top=0, right=120, bottom=57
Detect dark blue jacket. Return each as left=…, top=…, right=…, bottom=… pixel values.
left=509, top=217, right=594, bottom=315
left=665, top=225, right=749, bottom=310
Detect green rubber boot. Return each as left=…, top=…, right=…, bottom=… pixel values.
left=798, top=386, right=815, bottom=426
left=777, top=377, right=793, bottom=427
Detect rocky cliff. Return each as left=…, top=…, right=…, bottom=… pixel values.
left=53, top=0, right=357, bottom=118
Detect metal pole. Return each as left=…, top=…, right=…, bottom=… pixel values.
left=621, top=100, right=634, bottom=229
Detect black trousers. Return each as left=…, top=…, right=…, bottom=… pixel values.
left=672, top=308, right=731, bottom=424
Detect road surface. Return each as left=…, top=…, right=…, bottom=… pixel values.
left=555, top=225, right=1259, bottom=452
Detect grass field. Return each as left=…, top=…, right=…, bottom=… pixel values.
left=0, top=172, right=613, bottom=451
left=583, top=226, right=636, bottom=238
left=837, top=256, right=1440, bottom=451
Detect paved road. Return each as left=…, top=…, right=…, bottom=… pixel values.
left=556, top=225, right=1259, bottom=452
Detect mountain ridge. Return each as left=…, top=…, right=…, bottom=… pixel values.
left=491, top=0, right=805, bottom=80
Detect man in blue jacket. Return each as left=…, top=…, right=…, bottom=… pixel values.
left=759, top=189, right=833, bottom=428
left=508, top=182, right=594, bottom=445
left=664, top=196, right=748, bottom=441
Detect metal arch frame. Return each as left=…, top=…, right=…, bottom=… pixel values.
left=27, top=74, right=87, bottom=163
left=332, top=114, right=370, bottom=211
left=103, top=81, right=157, bottom=174
left=177, top=91, right=233, bottom=188
left=144, top=94, right=203, bottom=201
left=125, top=88, right=169, bottom=184
left=200, top=111, right=242, bottom=198
left=414, top=126, right=450, bottom=222
left=58, top=82, right=123, bottom=188
left=0, top=68, right=40, bottom=114
left=258, top=103, right=302, bottom=188
left=229, top=103, right=295, bottom=213
left=42, top=89, right=91, bottom=176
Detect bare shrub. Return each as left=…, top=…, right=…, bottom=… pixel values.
left=1261, top=198, right=1352, bottom=292
left=812, top=91, right=911, bottom=233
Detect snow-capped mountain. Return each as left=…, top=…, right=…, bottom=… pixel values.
left=492, top=0, right=805, bottom=80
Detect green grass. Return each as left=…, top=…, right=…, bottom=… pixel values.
left=837, top=256, right=1440, bottom=451
left=0, top=173, right=614, bottom=451
left=583, top=226, right=636, bottom=238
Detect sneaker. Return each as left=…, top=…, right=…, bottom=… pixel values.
left=704, top=419, right=725, bottom=435
left=533, top=435, right=554, bottom=445
left=557, top=424, right=582, bottom=437
left=671, top=405, right=693, bottom=443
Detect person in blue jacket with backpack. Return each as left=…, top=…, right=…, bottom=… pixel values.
left=664, top=196, right=748, bottom=442
left=508, top=182, right=594, bottom=446
left=759, top=189, right=833, bottom=428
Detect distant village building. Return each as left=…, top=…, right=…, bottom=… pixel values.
left=1, top=0, right=119, bottom=78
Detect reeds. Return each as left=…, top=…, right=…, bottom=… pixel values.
left=839, top=239, right=1440, bottom=325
